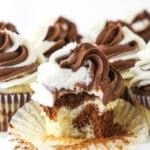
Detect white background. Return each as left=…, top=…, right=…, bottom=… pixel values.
left=0, top=0, right=150, bottom=149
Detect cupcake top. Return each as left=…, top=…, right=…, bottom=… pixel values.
left=0, top=22, right=18, bottom=33
left=32, top=42, right=124, bottom=107
left=33, top=16, right=81, bottom=62
left=0, top=30, right=38, bottom=90
left=128, top=10, right=150, bottom=43
left=95, top=21, right=146, bottom=79
left=130, top=42, right=150, bottom=96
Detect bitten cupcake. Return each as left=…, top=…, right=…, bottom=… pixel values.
left=0, top=30, right=39, bottom=131
left=33, top=16, right=81, bottom=63
left=129, top=41, right=150, bottom=130
left=8, top=42, right=149, bottom=149
left=126, top=10, right=150, bottom=43
left=94, top=21, right=146, bottom=81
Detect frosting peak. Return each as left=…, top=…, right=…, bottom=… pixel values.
left=95, top=21, right=146, bottom=78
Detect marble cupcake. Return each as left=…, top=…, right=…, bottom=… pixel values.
left=95, top=21, right=146, bottom=80
left=126, top=10, right=150, bottom=43
left=8, top=42, right=149, bottom=149
left=0, top=30, right=39, bottom=131
left=33, top=16, right=81, bottom=63
left=129, top=41, right=150, bottom=130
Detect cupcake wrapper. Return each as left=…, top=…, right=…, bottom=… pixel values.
left=0, top=93, right=32, bottom=131
left=129, top=90, right=150, bottom=108
left=129, top=90, right=150, bottom=130
left=8, top=99, right=148, bottom=150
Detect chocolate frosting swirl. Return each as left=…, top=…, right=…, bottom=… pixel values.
left=0, top=22, right=18, bottom=33
left=96, top=22, right=138, bottom=71
left=0, top=31, right=38, bottom=82
left=131, top=10, right=150, bottom=42
left=43, top=17, right=81, bottom=58
left=57, top=43, right=124, bottom=104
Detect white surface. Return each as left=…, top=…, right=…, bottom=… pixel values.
left=0, top=132, right=149, bottom=150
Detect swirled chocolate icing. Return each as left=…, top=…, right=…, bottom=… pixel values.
left=0, top=31, right=38, bottom=83
left=55, top=43, right=124, bottom=105
left=130, top=10, right=150, bottom=43
left=43, top=17, right=81, bottom=58
left=96, top=22, right=139, bottom=72
left=0, top=22, right=18, bottom=33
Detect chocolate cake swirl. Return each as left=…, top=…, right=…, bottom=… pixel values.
left=0, top=22, right=18, bottom=33
left=96, top=22, right=139, bottom=72
left=130, top=10, right=150, bottom=42
left=55, top=43, right=124, bottom=104
left=0, top=31, right=38, bottom=83
left=43, top=17, right=81, bottom=58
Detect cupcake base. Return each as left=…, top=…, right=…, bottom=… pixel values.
left=8, top=99, right=148, bottom=149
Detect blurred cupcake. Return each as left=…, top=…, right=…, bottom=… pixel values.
left=0, top=22, right=18, bottom=33
left=0, top=30, right=39, bottom=131
left=126, top=10, right=150, bottom=43
left=32, top=16, right=82, bottom=63
left=94, top=21, right=146, bottom=81
left=129, top=41, right=150, bottom=130
left=8, top=42, right=149, bottom=149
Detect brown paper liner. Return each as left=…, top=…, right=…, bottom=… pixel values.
left=129, top=89, right=150, bottom=130
left=0, top=93, right=32, bottom=131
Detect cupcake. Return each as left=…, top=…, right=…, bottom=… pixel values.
left=129, top=41, right=150, bottom=130
left=94, top=21, right=146, bottom=82
left=8, top=42, right=149, bottom=149
left=127, top=10, right=150, bottom=43
left=0, top=22, right=18, bottom=33
left=33, top=16, right=81, bottom=63
left=0, top=30, right=39, bottom=131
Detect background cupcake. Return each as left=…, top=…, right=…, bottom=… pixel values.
left=0, top=29, right=39, bottom=131
left=32, top=16, right=82, bottom=63
left=129, top=41, right=150, bottom=130
left=126, top=10, right=150, bottom=43
left=95, top=21, right=146, bottom=81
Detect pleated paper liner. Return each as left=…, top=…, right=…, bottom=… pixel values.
left=0, top=92, right=32, bottom=131
left=8, top=99, right=149, bottom=150
left=129, top=90, right=150, bottom=131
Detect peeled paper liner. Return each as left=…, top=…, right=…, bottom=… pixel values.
left=8, top=100, right=148, bottom=150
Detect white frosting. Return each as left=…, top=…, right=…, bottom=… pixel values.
left=125, top=10, right=150, bottom=32
left=32, top=43, right=95, bottom=107
left=130, top=42, right=150, bottom=87
left=132, top=19, right=149, bottom=32
left=0, top=30, right=38, bottom=89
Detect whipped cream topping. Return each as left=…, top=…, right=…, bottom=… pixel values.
left=33, top=17, right=81, bottom=63
left=130, top=42, right=150, bottom=88
left=0, top=30, right=38, bottom=89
